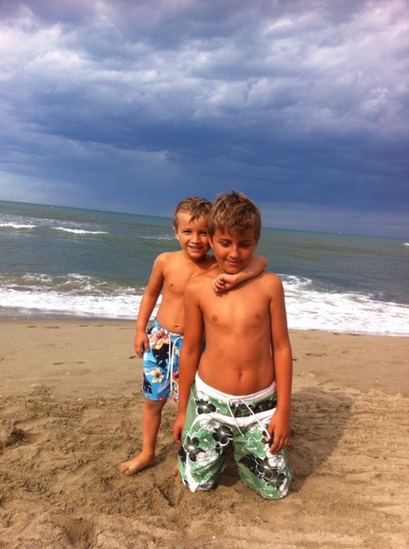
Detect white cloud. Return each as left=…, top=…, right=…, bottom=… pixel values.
left=0, top=0, right=407, bottom=236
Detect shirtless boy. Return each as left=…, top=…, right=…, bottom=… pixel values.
left=120, top=196, right=267, bottom=476
left=173, top=191, right=292, bottom=499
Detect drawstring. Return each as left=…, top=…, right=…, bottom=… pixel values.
left=227, top=399, right=271, bottom=439
left=149, top=321, right=182, bottom=395
left=182, top=376, right=276, bottom=444
left=183, top=397, right=272, bottom=449
left=167, top=333, right=182, bottom=394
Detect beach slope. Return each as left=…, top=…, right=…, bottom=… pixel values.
left=0, top=321, right=408, bottom=548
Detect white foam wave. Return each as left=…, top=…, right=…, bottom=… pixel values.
left=0, top=223, right=36, bottom=229
left=282, top=276, right=409, bottom=336
left=0, top=288, right=142, bottom=319
left=53, top=227, right=108, bottom=235
left=0, top=271, right=160, bottom=320
left=140, top=235, right=175, bottom=241
left=0, top=274, right=407, bottom=335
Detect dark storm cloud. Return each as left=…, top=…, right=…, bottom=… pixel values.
left=0, top=0, right=408, bottom=235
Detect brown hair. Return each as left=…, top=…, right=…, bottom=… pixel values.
left=173, top=196, right=212, bottom=228
left=207, top=190, right=261, bottom=242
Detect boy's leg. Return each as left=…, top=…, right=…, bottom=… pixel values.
left=233, top=413, right=292, bottom=500
left=120, top=319, right=172, bottom=476
left=120, top=397, right=166, bottom=475
left=178, top=384, right=231, bottom=492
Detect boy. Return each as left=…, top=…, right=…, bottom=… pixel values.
left=173, top=191, right=292, bottom=499
left=120, top=196, right=267, bottom=476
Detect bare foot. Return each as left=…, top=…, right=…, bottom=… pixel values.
left=119, top=455, right=155, bottom=476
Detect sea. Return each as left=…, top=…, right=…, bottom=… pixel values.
left=1, top=200, right=408, bottom=336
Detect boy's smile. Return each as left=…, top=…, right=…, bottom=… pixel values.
left=174, top=212, right=210, bottom=261
left=211, top=228, right=257, bottom=274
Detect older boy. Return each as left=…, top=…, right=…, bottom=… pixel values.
left=120, top=196, right=267, bottom=475
left=173, top=191, right=292, bottom=499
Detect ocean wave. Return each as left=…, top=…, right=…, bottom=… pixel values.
left=53, top=227, right=109, bottom=235
left=0, top=272, right=408, bottom=335
left=283, top=277, right=408, bottom=336
left=0, top=273, right=143, bottom=319
left=139, top=234, right=175, bottom=241
left=0, top=218, right=108, bottom=235
left=0, top=222, right=36, bottom=229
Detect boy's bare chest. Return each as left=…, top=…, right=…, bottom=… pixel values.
left=163, top=272, right=192, bottom=296
left=163, top=256, right=214, bottom=297
left=163, top=262, right=199, bottom=296
left=202, top=285, right=270, bottom=328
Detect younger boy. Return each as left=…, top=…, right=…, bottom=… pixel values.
left=120, top=196, right=267, bottom=476
left=173, top=191, right=292, bottom=499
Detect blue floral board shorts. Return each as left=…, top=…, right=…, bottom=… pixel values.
left=142, top=319, right=183, bottom=402
left=178, top=374, right=292, bottom=500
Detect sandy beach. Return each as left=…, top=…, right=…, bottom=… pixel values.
left=0, top=320, right=408, bottom=549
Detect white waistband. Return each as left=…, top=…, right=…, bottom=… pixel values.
left=195, top=373, right=276, bottom=404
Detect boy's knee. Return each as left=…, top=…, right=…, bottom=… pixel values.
left=181, top=477, right=217, bottom=493
left=177, top=460, right=219, bottom=493
left=145, top=398, right=167, bottom=410
left=239, top=469, right=292, bottom=500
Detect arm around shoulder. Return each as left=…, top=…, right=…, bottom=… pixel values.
left=212, top=255, right=268, bottom=293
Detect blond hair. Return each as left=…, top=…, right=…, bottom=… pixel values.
left=173, top=197, right=212, bottom=228
left=207, top=190, right=261, bottom=242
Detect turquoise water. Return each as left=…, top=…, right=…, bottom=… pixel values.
left=1, top=200, right=408, bottom=335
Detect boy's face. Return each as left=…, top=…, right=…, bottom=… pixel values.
left=210, top=228, right=257, bottom=274
left=174, top=212, right=210, bottom=261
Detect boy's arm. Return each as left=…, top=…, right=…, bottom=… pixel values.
left=267, top=275, right=293, bottom=454
left=212, top=255, right=267, bottom=293
left=134, top=255, right=165, bottom=357
left=173, top=279, right=204, bottom=445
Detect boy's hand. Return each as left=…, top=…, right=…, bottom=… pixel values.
left=266, top=410, right=291, bottom=454
left=134, top=330, right=149, bottom=358
left=173, top=412, right=186, bottom=445
left=212, top=273, right=238, bottom=293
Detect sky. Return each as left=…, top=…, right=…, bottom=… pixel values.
left=0, top=0, right=408, bottom=237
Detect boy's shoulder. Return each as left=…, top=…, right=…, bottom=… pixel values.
left=227, top=270, right=283, bottom=295
left=254, top=270, right=284, bottom=295
left=155, top=250, right=184, bottom=262
left=186, top=263, right=217, bottom=288
left=151, top=250, right=184, bottom=271
left=260, top=269, right=280, bottom=280
left=156, top=250, right=214, bottom=271
left=254, top=269, right=282, bottom=283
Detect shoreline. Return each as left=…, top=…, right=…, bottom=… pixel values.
left=1, top=312, right=407, bottom=337
left=1, top=319, right=408, bottom=548
left=1, top=319, right=408, bottom=397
